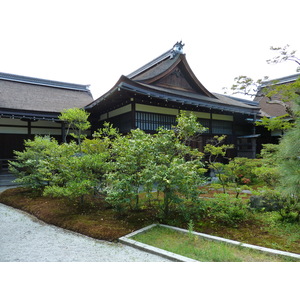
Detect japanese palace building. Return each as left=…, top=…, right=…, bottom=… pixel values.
left=86, top=42, right=260, bottom=158
left=0, top=42, right=261, bottom=168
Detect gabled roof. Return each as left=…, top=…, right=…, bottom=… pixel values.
left=0, top=72, right=94, bottom=118
left=87, top=42, right=259, bottom=116
left=127, top=41, right=217, bottom=98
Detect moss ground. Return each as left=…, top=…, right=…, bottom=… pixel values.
left=0, top=186, right=299, bottom=254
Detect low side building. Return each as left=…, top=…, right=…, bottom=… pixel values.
left=0, top=72, right=93, bottom=168
left=254, top=73, right=299, bottom=151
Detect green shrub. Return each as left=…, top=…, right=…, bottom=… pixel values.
left=9, top=136, right=61, bottom=192
left=103, top=129, right=153, bottom=211
left=104, top=113, right=206, bottom=218
left=252, top=166, right=279, bottom=187
left=201, top=193, right=251, bottom=226
left=44, top=152, right=109, bottom=204
left=278, top=195, right=300, bottom=222
left=250, top=188, right=300, bottom=222
left=225, top=157, right=263, bottom=186
left=249, top=189, right=283, bottom=212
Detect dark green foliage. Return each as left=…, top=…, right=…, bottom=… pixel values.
left=43, top=125, right=115, bottom=204
left=104, top=129, right=153, bottom=212
left=10, top=105, right=300, bottom=225
left=43, top=152, right=109, bottom=204
left=144, top=112, right=206, bottom=219
left=199, top=193, right=251, bottom=226
left=250, top=190, right=283, bottom=212
left=204, top=135, right=234, bottom=193
left=274, top=83, right=300, bottom=221
left=226, top=157, right=263, bottom=186
left=9, top=136, right=61, bottom=193
left=59, top=108, right=91, bottom=150
left=104, top=112, right=207, bottom=217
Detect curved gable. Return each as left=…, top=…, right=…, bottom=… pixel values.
left=127, top=42, right=217, bottom=99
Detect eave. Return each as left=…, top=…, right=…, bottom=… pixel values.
left=86, top=76, right=260, bottom=116
left=0, top=108, right=60, bottom=121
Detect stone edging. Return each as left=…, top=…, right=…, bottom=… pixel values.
left=119, top=224, right=198, bottom=262
left=119, top=224, right=300, bottom=262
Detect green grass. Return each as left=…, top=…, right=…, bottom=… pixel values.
left=254, top=212, right=300, bottom=250
left=130, top=225, right=299, bottom=262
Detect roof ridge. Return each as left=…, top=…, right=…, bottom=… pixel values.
left=127, top=42, right=185, bottom=79
left=260, top=73, right=300, bottom=87
left=127, top=48, right=173, bottom=79
left=213, top=93, right=259, bottom=106
left=0, top=72, right=90, bottom=92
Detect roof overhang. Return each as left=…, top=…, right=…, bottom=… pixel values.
left=0, top=109, right=60, bottom=121
left=87, top=76, right=260, bottom=116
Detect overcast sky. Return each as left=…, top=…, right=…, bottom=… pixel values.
left=1, top=0, right=299, bottom=100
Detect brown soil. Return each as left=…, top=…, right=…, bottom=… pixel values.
left=0, top=187, right=157, bottom=241
left=1, top=187, right=299, bottom=254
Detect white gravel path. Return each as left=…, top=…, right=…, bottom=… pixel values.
left=0, top=202, right=171, bottom=262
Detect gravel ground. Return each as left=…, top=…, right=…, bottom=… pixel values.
left=0, top=201, right=171, bottom=262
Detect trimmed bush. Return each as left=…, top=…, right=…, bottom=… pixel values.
left=200, top=193, right=251, bottom=226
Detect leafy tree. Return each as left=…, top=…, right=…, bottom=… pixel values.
left=227, top=45, right=299, bottom=99
left=101, top=112, right=206, bottom=217
left=92, top=121, right=120, bottom=145
left=43, top=151, right=109, bottom=205
left=224, top=157, right=263, bottom=198
left=59, top=108, right=91, bottom=151
left=256, top=75, right=300, bottom=132
left=104, top=129, right=153, bottom=212
left=276, top=117, right=300, bottom=221
left=224, top=75, right=267, bottom=98
left=263, top=45, right=300, bottom=221
left=43, top=123, right=116, bottom=205
left=145, top=113, right=206, bottom=219
left=204, top=135, right=234, bottom=193
left=255, top=114, right=295, bottom=132
left=252, top=144, right=280, bottom=188
left=230, top=45, right=300, bottom=220
left=175, top=111, right=207, bottom=145
left=226, top=45, right=300, bottom=132
left=9, top=136, right=60, bottom=192
left=266, top=44, right=300, bottom=72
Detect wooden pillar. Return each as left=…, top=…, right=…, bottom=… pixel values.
left=209, top=111, right=213, bottom=134
left=252, top=114, right=257, bottom=135
left=28, top=121, right=31, bottom=135
left=131, top=99, right=136, bottom=130
left=61, top=122, right=66, bottom=143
